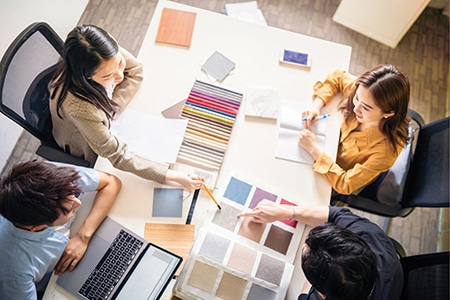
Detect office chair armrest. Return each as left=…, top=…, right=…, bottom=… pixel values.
left=36, top=144, right=92, bottom=167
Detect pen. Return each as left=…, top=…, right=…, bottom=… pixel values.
left=302, top=113, right=331, bottom=122
left=200, top=178, right=222, bottom=210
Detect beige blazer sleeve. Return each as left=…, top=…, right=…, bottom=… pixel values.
left=65, top=99, right=168, bottom=183
left=112, top=47, right=144, bottom=112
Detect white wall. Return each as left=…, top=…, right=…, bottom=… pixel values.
left=0, top=0, right=88, bottom=170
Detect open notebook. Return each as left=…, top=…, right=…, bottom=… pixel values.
left=275, top=101, right=327, bottom=165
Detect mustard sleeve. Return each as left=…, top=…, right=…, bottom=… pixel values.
left=313, top=149, right=398, bottom=195
left=312, top=69, right=357, bottom=106
left=67, top=104, right=168, bottom=183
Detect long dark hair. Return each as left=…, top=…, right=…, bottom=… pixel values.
left=50, top=25, right=119, bottom=119
left=340, top=65, right=410, bottom=153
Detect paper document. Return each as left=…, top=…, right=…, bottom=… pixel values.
left=225, top=1, right=267, bottom=25
left=111, top=109, right=188, bottom=163
left=275, top=101, right=327, bottom=165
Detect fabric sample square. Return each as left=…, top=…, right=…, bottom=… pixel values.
left=279, top=199, right=298, bottom=228
left=198, top=232, right=230, bottom=263
left=215, top=272, right=247, bottom=299
left=186, top=260, right=219, bottom=293
left=264, top=225, right=293, bottom=255
left=247, top=283, right=277, bottom=300
left=255, top=254, right=284, bottom=286
left=249, top=187, right=277, bottom=209
left=227, top=243, right=257, bottom=274
left=152, top=188, right=183, bottom=217
left=211, top=202, right=241, bottom=232
left=223, top=176, right=252, bottom=205
left=238, top=217, right=266, bottom=243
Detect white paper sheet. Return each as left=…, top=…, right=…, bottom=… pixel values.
left=111, top=109, right=188, bottom=164
left=225, top=1, right=267, bottom=25
left=275, top=101, right=327, bottom=165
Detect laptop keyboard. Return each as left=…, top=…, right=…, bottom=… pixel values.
left=78, top=229, right=144, bottom=300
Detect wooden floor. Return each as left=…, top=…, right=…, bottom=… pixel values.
left=3, top=0, right=449, bottom=256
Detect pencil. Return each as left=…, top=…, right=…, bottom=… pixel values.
left=200, top=178, right=221, bottom=209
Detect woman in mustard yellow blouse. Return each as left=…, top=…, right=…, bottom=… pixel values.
left=299, top=65, right=410, bottom=195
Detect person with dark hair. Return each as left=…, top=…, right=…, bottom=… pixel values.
left=299, top=65, right=410, bottom=195
left=238, top=200, right=403, bottom=300
left=49, top=24, right=203, bottom=190
left=0, top=161, right=121, bottom=299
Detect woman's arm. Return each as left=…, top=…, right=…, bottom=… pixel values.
left=311, top=69, right=357, bottom=105
left=303, top=70, right=356, bottom=129
left=111, top=47, right=144, bottom=112
left=313, top=146, right=398, bottom=195
left=237, top=200, right=329, bottom=227
left=67, top=102, right=202, bottom=189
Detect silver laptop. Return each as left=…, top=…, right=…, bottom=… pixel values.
left=57, top=216, right=182, bottom=300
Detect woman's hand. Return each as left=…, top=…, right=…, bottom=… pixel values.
left=302, top=107, right=321, bottom=129
left=302, top=97, right=325, bottom=129
left=237, top=200, right=291, bottom=223
left=166, top=170, right=203, bottom=190
left=298, top=129, right=322, bottom=161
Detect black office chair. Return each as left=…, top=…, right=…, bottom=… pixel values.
left=0, top=22, right=92, bottom=167
left=400, top=251, right=449, bottom=300
left=331, top=115, right=450, bottom=218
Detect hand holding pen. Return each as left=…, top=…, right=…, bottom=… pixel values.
left=302, top=113, right=330, bottom=129
left=302, top=113, right=331, bottom=122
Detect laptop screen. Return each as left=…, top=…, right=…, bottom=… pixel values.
left=113, top=244, right=182, bottom=299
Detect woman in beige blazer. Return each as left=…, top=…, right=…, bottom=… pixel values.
left=49, top=25, right=202, bottom=190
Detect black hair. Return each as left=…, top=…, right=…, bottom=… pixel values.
left=301, top=223, right=377, bottom=300
left=0, top=161, right=82, bottom=226
left=50, top=24, right=119, bottom=119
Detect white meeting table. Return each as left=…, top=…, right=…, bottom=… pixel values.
left=44, top=1, right=351, bottom=299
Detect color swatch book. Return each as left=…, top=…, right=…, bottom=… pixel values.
left=173, top=173, right=305, bottom=300
left=275, top=101, right=327, bottom=165
left=176, top=80, right=243, bottom=185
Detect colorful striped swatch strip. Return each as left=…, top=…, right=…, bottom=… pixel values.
left=178, top=80, right=243, bottom=171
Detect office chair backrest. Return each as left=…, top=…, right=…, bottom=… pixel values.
left=0, top=22, right=63, bottom=143
left=400, top=251, right=449, bottom=300
left=403, top=116, right=449, bottom=208
left=375, top=124, right=415, bottom=206
left=0, top=22, right=92, bottom=167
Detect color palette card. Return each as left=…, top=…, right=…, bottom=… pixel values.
left=213, top=173, right=305, bottom=262
left=173, top=173, right=305, bottom=300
